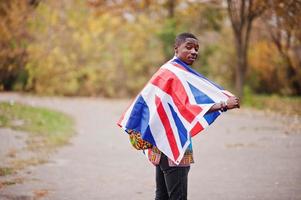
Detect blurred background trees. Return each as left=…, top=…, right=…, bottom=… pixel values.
left=0, top=0, right=300, bottom=98
left=226, top=0, right=267, bottom=98
left=0, top=0, right=34, bottom=91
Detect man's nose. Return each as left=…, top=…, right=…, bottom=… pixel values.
left=191, top=48, right=198, bottom=55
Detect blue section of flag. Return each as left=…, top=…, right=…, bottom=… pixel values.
left=143, top=126, right=157, bottom=146
left=125, top=95, right=150, bottom=133
left=188, top=137, right=193, bottom=151
left=168, top=103, right=187, bottom=147
left=125, top=96, right=156, bottom=146
left=204, top=111, right=220, bottom=125
left=188, top=82, right=215, bottom=104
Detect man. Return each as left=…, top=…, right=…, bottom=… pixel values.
left=118, top=32, right=240, bottom=200
left=153, top=33, right=239, bottom=200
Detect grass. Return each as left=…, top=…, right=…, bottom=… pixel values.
left=0, top=156, right=48, bottom=177
left=243, top=93, right=301, bottom=116
left=0, top=177, right=24, bottom=188
left=9, top=157, right=48, bottom=170
left=0, top=167, right=14, bottom=176
left=0, top=102, right=75, bottom=178
left=0, top=102, right=75, bottom=146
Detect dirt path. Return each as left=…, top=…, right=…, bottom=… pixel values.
left=0, top=93, right=300, bottom=200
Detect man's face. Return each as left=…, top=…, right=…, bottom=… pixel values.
left=175, top=38, right=199, bottom=65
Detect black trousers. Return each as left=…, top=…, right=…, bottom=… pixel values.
left=155, top=154, right=190, bottom=200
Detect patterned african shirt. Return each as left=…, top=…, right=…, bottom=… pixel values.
left=147, top=146, right=194, bottom=167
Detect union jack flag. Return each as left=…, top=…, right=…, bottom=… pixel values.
left=117, top=57, right=233, bottom=165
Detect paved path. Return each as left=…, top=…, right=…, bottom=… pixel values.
left=0, top=93, right=300, bottom=200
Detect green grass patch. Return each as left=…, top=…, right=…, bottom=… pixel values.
left=243, top=93, right=301, bottom=116
left=0, top=167, right=14, bottom=176
left=0, top=102, right=75, bottom=146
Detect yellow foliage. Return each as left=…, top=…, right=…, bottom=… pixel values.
left=0, top=0, right=32, bottom=89
left=25, top=0, right=164, bottom=97
left=249, top=40, right=279, bottom=82
left=248, top=40, right=294, bottom=93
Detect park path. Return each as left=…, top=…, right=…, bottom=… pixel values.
left=0, top=93, right=300, bottom=200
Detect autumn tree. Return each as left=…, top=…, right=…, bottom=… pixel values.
left=263, top=0, right=301, bottom=95
left=0, top=1, right=34, bottom=90
left=227, top=0, right=267, bottom=98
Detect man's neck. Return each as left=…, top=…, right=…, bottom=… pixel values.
left=174, top=56, right=192, bottom=67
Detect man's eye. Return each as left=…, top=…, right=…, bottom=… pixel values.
left=186, top=46, right=192, bottom=50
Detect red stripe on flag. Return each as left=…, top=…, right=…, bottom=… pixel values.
left=151, top=68, right=202, bottom=123
left=155, top=95, right=180, bottom=161
left=117, top=114, right=125, bottom=127
left=190, top=122, right=204, bottom=137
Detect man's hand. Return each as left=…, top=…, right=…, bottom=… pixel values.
left=206, top=96, right=240, bottom=114
left=226, top=96, right=240, bottom=109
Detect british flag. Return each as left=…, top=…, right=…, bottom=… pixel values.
left=117, top=57, right=233, bottom=165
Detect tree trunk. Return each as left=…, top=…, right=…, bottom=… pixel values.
left=235, top=39, right=246, bottom=98
left=284, top=54, right=300, bottom=94
left=167, top=0, right=175, bottom=18
left=227, top=0, right=266, bottom=99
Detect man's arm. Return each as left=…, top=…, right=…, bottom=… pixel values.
left=206, top=96, right=240, bottom=114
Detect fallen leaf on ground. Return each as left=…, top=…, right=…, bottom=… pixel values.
left=33, top=189, right=49, bottom=199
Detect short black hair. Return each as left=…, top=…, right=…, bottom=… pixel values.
left=175, top=32, right=198, bottom=47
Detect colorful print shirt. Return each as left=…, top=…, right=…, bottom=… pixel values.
left=147, top=146, right=194, bottom=167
